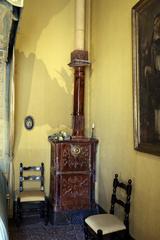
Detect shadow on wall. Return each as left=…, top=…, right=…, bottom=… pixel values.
left=17, top=0, right=72, bottom=51
left=14, top=50, right=73, bottom=149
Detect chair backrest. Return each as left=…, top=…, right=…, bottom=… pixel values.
left=110, top=174, right=132, bottom=232
left=19, top=163, right=44, bottom=192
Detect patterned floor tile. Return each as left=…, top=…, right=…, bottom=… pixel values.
left=9, top=217, right=85, bottom=240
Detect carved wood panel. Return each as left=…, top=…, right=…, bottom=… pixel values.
left=49, top=138, right=98, bottom=211
left=60, top=174, right=90, bottom=210
left=59, top=143, right=91, bottom=171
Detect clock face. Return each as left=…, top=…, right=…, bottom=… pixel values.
left=24, top=116, right=34, bottom=130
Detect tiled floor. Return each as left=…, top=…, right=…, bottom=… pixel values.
left=9, top=217, right=135, bottom=240
left=9, top=217, right=85, bottom=240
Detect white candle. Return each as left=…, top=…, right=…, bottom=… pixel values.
left=75, top=0, right=85, bottom=50
left=91, top=123, right=95, bottom=138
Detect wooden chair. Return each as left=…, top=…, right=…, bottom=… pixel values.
left=84, top=174, right=132, bottom=240
left=15, top=162, right=49, bottom=226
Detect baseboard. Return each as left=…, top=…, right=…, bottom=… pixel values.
left=129, top=235, right=135, bottom=240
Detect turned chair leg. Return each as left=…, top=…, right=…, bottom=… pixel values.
left=44, top=197, right=49, bottom=225
left=40, top=201, right=44, bottom=218
left=97, top=229, right=103, bottom=240
left=15, top=197, right=21, bottom=227
left=84, top=222, right=89, bottom=240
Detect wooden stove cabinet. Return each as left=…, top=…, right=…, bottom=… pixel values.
left=49, top=137, right=98, bottom=212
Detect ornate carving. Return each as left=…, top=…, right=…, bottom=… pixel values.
left=61, top=175, right=89, bottom=199
left=71, top=144, right=81, bottom=156
left=61, top=144, right=90, bottom=170
left=49, top=138, right=98, bottom=211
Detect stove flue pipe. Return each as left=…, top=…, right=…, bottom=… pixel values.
left=69, top=0, right=90, bottom=138
left=75, top=0, right=85, bottom=50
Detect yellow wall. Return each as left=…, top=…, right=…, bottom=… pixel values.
left=14, top=0, right=75, bottom=194
left=91, top=0, right=160, bottom=239
left=14, top=0, right=160, bottom=239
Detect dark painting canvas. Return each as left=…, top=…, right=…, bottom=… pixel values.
left=132, top=0, right=160, bottom=155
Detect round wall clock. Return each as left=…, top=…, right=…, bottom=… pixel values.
left=24, top=116, right=34, bottom=130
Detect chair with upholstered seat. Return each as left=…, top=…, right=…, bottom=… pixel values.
left=84, top=174, right=132, bottom=240
left=15, top=163, right=49, bottom=226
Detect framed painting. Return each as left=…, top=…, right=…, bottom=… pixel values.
left=132, top=0, right=160, bottom=155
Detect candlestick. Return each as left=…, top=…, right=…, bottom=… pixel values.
left=91, top=123, right=95, bottom=138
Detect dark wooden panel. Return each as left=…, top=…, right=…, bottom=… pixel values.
left=60, top=174, right=90, bottom=210
left=59, top=143, right=91, bottom=171
left=49, top=138, right=98, bottom=212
